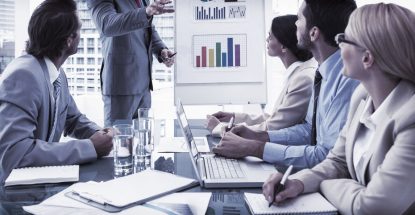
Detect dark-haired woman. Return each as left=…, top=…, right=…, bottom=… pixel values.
left=207, top=15, right=316, bottom=135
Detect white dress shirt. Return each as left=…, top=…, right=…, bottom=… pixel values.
left=44, top=57, right=60, bottom=86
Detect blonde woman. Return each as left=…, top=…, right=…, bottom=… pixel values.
left=207, top=15, right=316, bottom=135
left=263, top=3, right=415, bottom=214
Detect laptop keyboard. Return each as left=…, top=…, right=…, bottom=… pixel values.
left=205, top=157, right=245, bottom=179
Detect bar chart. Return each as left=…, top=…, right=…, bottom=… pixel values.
left=194, top=5, right=246, bottom=21
left=193, top=34, right=247, bottom=68
left=195, top=6, right=226, bottom=20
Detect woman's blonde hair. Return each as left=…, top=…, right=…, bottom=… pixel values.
left=347, top=3, right=415, bottom=84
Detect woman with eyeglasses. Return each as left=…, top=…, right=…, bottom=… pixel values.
left=262, top=3, right=415, bottom=214
left=206, top=15, right=316, bottom=135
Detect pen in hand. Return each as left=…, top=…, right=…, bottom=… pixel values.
left=269, top=165, right=293, bottom=207
left=168, top=52, right=177, bottom=58
left=162, top=52, right=177, bottom=62
left=225, top=116, right=234, bottom=132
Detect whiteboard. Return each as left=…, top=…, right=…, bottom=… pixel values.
left=174, top=0, right=267, bottom=105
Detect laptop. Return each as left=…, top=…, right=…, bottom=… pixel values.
left=176, top=100, right=277, bottom=188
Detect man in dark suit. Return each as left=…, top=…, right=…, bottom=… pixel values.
left=0, top=0, right=114, bottom=183
left=87, top=0, right=175, bottom=127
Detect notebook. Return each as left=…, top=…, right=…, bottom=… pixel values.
left=244, top=192, right=337, bottom=215
left=5, top=165, right=79, bottom=187
left=66, top=169, right=199, bottom=212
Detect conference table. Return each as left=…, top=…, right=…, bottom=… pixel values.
left=0, top=119, right=264, bottom=215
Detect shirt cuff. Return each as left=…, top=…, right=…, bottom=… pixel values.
left=79, top=139, right=98, bottom=162
left=263, top=142, right=288, bottom=164
left=267, top=130, right=287, bottom=143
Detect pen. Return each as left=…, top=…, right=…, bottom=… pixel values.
left=168, top=52, right=177, bottom=58
left=162, top=52, right=177, bottom=62
left=226, top=116, right=234, bottom=132
left=269, top=165, right=293, bottom=207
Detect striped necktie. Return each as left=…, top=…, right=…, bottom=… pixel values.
left=48, top=73, right=62, bottom=142
left=310, top=70, right=322, bottom=146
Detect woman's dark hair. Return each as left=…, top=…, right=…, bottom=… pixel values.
left=26, top=0, right=79, bottom=59
left=271, top=15, right=312, bottom=61
left=303, top=0, right=357, bottom=47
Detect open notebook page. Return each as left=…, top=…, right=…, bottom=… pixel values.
left=245, top=192, right=337, bottom=215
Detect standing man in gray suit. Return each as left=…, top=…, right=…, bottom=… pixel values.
left=0, top=0, right=114, bottom=183
left=87, top=0, right=175, bottom=127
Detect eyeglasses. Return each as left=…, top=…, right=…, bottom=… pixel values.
left=335, top=33, right=363, bottom=48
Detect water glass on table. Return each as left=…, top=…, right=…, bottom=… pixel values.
left=113, top=124, right=134, bottom=177
left=133, top=108, right=154, bottom=172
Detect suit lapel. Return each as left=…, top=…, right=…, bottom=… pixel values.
left=36, top=58, right=56, bottom=138
left=273, top=82, right=288, bottom=111
left=361, top=81, right=415, bottom=183
left=346, top=99, right=366, bottom=180
left=272, top=64, right=301, bottom=111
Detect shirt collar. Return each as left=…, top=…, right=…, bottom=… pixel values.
left=44, top=57, right=60, bottom=84
left=317, top=50, right=341, bottom=80
left=360, top=85, right=399, bottom=130
left=285, top=61, right=302, bottom=78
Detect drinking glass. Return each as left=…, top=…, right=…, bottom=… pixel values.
left=113, top=124, right=134, bottom=177
left=133, top=108, right=154, bottom=172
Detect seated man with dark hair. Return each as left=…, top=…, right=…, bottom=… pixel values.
left=0, top=0, right=113, bottom=183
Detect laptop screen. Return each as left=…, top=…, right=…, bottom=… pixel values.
left=176, top=100, right=200, bottom=161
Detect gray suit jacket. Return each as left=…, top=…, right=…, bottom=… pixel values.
left=87, top=0, right=167, bottom=95
left=291, top=81, right=415, bottom=214
left=0, top=55, right=100, bottom=183
left=234, top=59, right=317, bottom=131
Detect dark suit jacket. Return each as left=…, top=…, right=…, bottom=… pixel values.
left=87, top=0, right=167, bottom=95
left=0, top=55, right=100, bottom=183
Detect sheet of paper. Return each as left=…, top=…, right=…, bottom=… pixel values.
left=156, top=137, right=189, bottom=153
left=156, top=137, right=210, bottom=153
left=70, top=170, right=197, bottom=208
left=23, top=182, right=211, bottom=215
left=154, top=192, right=212, bottom=215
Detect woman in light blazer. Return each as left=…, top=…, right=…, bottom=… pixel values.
left=263, top=3, right=415, bottom=214
left=207, top=15, right=316, bottom=135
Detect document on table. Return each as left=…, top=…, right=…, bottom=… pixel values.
left=65, top=170, right=198, bottom=212
left=156, top=137, right=210, bottom=153
left=23, top=182, right=212, bottom=215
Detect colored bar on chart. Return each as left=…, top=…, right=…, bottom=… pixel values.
left=202, top=47, right=207, bottom=67
left=235, top=44, right=240, bottom=67
left=209, top=49, right=214, bottom=67
left=216, top=43, right=221, bottom=67
left=196, top=56, right=201, bottom=67
left=227, top=38, right=233, bottom=67
left=222, top=53, right=227, bottom=67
